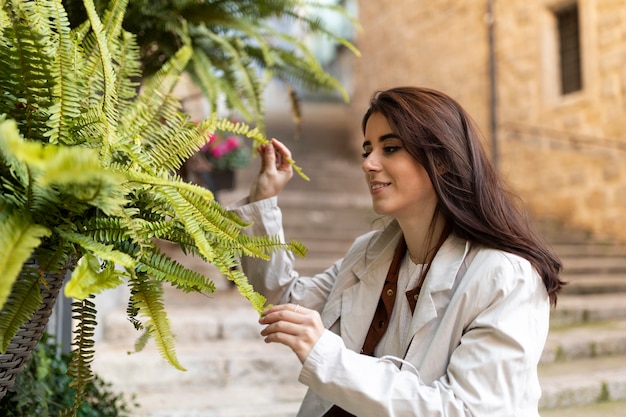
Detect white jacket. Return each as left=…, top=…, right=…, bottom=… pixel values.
left=231, top=197, right=550, bottom=417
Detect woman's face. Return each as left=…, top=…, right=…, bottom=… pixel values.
left=361, top=112, right=438, bottom=221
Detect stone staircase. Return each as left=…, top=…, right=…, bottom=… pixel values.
left=91, top=102, right=626, bottom=416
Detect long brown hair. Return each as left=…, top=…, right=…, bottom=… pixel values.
left=362, top=86, right=564, bottom=306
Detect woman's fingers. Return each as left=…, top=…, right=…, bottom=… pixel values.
left=258, top=141, right=277, bottom=173
left=257, top=139, right=291, bottom=172
left=249, top=139, right=293, bottom=202
left=271, top=139, right=292, bottom=169
left=259, top=303, right=324, bottom=363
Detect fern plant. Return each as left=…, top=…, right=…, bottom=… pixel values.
left=61, top=0, right=360, bottom=128
left=0, top=0, right=307, bottom=411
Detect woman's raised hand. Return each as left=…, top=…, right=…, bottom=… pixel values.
left=259, top=303, right=325, bottom=364
left=249, top=138, right=294, bottom=202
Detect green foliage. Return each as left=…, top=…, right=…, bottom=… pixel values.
left=61, top=0, right=360, bottom=128
left=0, top=0, right=308, bottom=408
left=65, top=297, right=98, bottom=415
left=0, top=333, right=138, bottom=417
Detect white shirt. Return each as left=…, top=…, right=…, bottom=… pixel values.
left=375, top=256, right=424, bottom=358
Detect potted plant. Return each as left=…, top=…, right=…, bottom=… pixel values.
left=201, top=128, right=252, bottom=191
left=0, top=0, right=309, bottom=412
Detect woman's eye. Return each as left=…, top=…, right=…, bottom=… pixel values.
left=383, top=146, right=401, bottom=155
left=361, top=150, right=371, bottom=158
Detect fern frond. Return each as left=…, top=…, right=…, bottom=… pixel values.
left=32, top=237, right=74, bottom=275
left=0, top=1, right=55, bottom=143
left=0, top=211, right=50, bottom=313
left=215, top=255, right=268, bottom=314
left=133, top=325, right=151, bottom=353
left=65, top=296, right=97, bottom=414
left=160, top=188, right=262, bottom=262
left=137, top=248, right=215, bottom=295
left=196, top=27, right=263, bottom=122
left=137, top=220, right=191, bottom=243
left=0, top=263, right=42, bottom=353
left=77, top=216, right=133, bottom=244
left=212, top=117, right=310, bottom=181
left=115, top=30, right=142, bottom=106
left=98, top=0, right=129, bottom=42
left=45, top=0, right=84, bottom=146
left=214, top=118, right=268, bottom=144
left=280, top=2, right=360, bottom=57
left=1, top=125, right=129, bottom=216
left=0, top=6, right=9, bottom=31
left=130, top=275, right=185, bottom=370
left=64, top=253, right=125, bottom=300
left=82, top=0, right=120, bottom=162
left=58, top=229, right=135, bottom=269
left=119, top=45, right=196, bottom=172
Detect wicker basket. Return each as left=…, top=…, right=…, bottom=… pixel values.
left=0, top=268, right=67, bottom=399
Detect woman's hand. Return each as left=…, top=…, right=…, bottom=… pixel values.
left=249, top=138, right=293, bottom=202
left=259, top=303, right=325, bottom=363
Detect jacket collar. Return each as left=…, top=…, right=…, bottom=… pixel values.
left=341, top=221, right=471, bottom=351
left=408, top=233, right=471, bottom=336
left=351, top=221, right=470, bottom=291
left=351, top=220, right=403, bottom=282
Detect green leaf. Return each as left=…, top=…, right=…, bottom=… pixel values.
left=130, top=276, right=185, bottom=371
left=0, top=264, right=42, bottom=353
left=0, top=212, right=50, bottom=312
left=58, top=230, right=136, bottom=269
left=64, top=253, right=124, bottom=300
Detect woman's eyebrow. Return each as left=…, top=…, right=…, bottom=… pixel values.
left=362, top=133, right=400, bottom=149
left=379, top=133, right=398, bottom=141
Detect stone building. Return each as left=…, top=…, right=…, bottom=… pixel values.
left=349, top=0, right=626, bottom=243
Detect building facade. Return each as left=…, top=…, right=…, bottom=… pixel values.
left=351, top=0, right=626, bottom=243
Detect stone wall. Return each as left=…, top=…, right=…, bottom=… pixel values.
left=351, top=0, right=626, bottom=243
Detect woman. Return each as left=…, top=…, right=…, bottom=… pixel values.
left=229, top=87, right=564, bottom=416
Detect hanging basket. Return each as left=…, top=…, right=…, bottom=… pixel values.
left=0, top=267, right=67, bottom=399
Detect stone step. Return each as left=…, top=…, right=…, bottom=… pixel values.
left=540, top=398, right=626, bottom=417
left=561, top=256, right=626, bottom=275
left=101, top=284, right=626, bottom=361
left=92, top=330, right=626, bottom=415
left=538, top=353, right=626, bottom=409
left=561, top=273, right=626, bottom=295
left=92, top=340, right=302, bottom=391
left=552, top=243, right=626, bottom=258
left=101, top=287, right=260, bottom=345
left=136, top=391, right=303, bottom=417
left=92, top=340, right=306, bottom=417
left=550, top=293, right=626, bottom=326
left=541, top=320, right=626, bottom=363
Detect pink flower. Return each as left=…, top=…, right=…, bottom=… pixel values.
left=200, top=133, right=217, bottom=153
left=210, top=135, right=240, bottom=158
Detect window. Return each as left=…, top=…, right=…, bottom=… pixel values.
left=555, top=4, right=582, bottom=94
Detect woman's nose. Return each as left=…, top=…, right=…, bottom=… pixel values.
left=361, top=152, right=381, bottom=173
